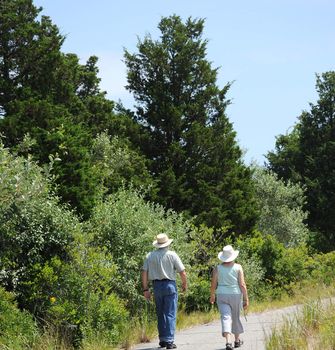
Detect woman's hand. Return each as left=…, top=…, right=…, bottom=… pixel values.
left=210, top=293, right=216, bottom=304
left=243, top=299, right=249, bottom=309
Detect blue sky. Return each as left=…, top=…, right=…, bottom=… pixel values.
left=35, top=0, right=335, bottom=164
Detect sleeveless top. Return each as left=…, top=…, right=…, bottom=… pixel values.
left=215, top=263, right=242, bottom=295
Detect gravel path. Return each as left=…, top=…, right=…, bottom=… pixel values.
left=132, top=304, right=301, bottom=350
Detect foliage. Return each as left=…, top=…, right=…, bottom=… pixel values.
left=187, top=225, right=265, bottom=304
left=24, top=239, right=129, bottom=348
left=124, top=15, right=257, bottom=234
left=183, top=276, right=211, bottom=312
left=0, top=287, right=39, bottom=349
left=0, top=143, right=75, bottom=303
left=252, top=166, right=309, bottom=246
left=88, top=187, right=192, bottom=313
left=305, top=251, right=335, bottom=286
left=0, top=0, right=125, bottom=217
left=90, top=132, right=156, bottom=197
left=267, top=71, right=335, bottom=251
left=235, top=232, right=310, bottom=299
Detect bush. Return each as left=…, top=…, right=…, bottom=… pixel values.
left=305, top=251, right=335, bottom=285
left=88, top=187, right=192, bottom=314
left=253, top=166, right=309, bottom=246
left=183, top=277, right=211, bottom=312
left=0, top=143, right=76, bottom=311
left=0, top=287, right=39, bottom=349
left=83, top=293, right=129, bottom=345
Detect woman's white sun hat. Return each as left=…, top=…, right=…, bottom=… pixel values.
left=218, top=245, right=239, bottom=262
left=153, top=233, right=173, bottom=248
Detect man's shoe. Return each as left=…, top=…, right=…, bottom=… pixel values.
left=166, top=343, right=177, bottom=349
left=226, top=343, right=233, bottom=350
left=159, top=341, right=167, bottom=348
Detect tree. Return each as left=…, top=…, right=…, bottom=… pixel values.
left=124, top=15, right=257, bottom=234
left=0, top=0, right=141, bottom=217
left=267, top=72, right=335, bottom=251
left=0, top=0, right=64, bottom=116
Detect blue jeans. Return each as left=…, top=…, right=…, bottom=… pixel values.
left=153, top=279, right=178, bottom=343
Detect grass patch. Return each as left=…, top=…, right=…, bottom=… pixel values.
left=249, top=282, right=335, bottom=313
left=266, top=298, right=335, bottom=350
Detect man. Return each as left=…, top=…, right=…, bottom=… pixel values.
left=142, top=233, right=187, bottom=349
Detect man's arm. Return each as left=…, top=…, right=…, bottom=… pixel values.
left=179, top=270, right=187, bottom=292
left=141, top=269, right=151, bottom=300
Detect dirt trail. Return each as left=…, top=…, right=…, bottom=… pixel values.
left=131, top=304, right=301, bottom=350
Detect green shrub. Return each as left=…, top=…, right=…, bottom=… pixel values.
left=88, top=187, right=192, bottom=314
left=305, top=251, right=335, bottom=285
left=0, top=144, right=77, bottom=311
left=0, top=287, right=39, bottom=349
left=183, top=277, right=211, bottom=312
left=83, top=293, right=129, bottom=345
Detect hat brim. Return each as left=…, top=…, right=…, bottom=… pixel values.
left=218, top=250, right=239, bottom=262
left=153, top=239, right=173, bottom=248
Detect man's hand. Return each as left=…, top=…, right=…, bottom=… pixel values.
left=181, top=283, right=187, bottom=293
left=143, top=290, right=151, bottom=300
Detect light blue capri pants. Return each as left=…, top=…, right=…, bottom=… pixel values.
left=216, top=294, right=244, bottom=334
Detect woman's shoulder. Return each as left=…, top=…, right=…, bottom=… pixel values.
left=234, top=263, right=243, bottom=271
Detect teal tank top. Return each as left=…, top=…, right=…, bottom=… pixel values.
left=215, top=263, right=242, bottom=295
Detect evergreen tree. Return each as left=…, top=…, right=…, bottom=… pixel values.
left=124, top=15, right=257, bottom=233
left=0, top=0, right=146, bottom=217
left=267, top=72, right=335, bottom=251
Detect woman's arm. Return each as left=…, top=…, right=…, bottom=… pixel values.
left=210, top=267, right=218, bottom=304
left=238, top=266, right=249, bottom=309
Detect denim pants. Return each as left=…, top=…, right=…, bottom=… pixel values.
left=153, top=279, right=178, bottom=343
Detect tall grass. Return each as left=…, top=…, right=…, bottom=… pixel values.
left=250, top=281, right=335, bottom=313
left=266, top=298, right=335, bottom=350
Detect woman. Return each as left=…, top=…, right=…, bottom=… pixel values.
left=210, top=245, right=249, bottom=350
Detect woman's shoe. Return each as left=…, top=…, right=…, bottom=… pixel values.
left=166, top=343, right=177, bottom=349
left=226, top=343, right=233, bottom=350
left=234, top=339, right=244, bottom=348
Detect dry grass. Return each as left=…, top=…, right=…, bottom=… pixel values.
left=266, top=298, right=335, bottom=350
left=249, top=282, right=335, bottom=313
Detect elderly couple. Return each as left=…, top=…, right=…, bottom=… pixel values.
left=141, top=233, right=249, bottom=350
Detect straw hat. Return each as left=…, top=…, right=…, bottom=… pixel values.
left=153, top=233, right=173, bottom=248
left=218, top=245, right=239, bottom=262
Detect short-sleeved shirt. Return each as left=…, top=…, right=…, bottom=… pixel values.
left=142, top=247, right=185, bottom=281
left=216, top=263, right=242, bottom=295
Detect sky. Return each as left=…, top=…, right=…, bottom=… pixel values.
left=34, top=0, right=335, bottom=164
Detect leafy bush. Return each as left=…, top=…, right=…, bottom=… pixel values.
left=88, top=187, right=192, bottom=314
left=83, top=293, right=129, bottom=345
left=90, top=132, right=156, bottom=196
left=0, top=287, right=39, bottom=349
left=0, top=143, right=78, bottom=312
left=183, top=277, right=211, bottom=312
left=186, top=225, right=264, bottom=309
left=253, top=166, right=309, bottom=247
left=305, top=251, right=335, bottom=285
left=237, top=232, right=310, bottom=298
